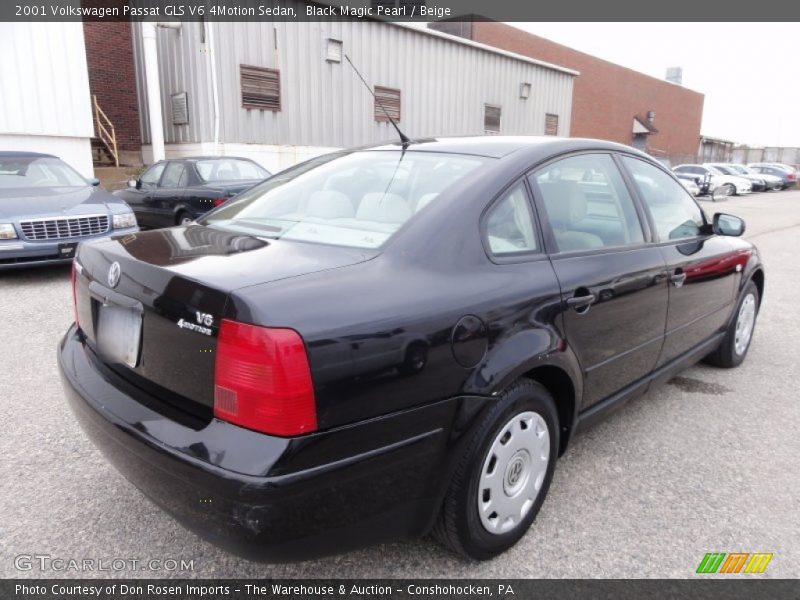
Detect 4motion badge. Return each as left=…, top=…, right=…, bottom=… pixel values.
left=177, top=311, right=214, bottom=336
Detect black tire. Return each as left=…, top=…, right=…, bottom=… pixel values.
left=704, top=280, right=760, bottom=368
left=433, top=378, right=559, bottom=560
left=397, top=342, right=428, bottom=376
left=175, top=210, right=193, bottom=226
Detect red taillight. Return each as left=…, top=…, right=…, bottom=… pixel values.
left=71, top=261, right=80, bottom=328
left=212, top=197, right=227, bottom=207
left=213, top=319, right=317, bottom=436
left=788, top=173, right=796, bottom=181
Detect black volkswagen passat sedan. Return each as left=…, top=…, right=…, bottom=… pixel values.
left=59, top=137, right=764, bottom=561
left=114, top=156, right=270, bottom=229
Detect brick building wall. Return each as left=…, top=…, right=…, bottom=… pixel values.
left=444, top=22, right=704, bottom=162
left=82, top=22, right=141, bottom=152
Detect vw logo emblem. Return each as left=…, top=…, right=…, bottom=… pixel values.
left=107, top=261, right=121, bottom=288
left=507, top=460, right=524, bottom=486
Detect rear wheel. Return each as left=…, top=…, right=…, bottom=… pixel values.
left=705, top=280, right=759, bottom=368
left=433, top=379, right=558, bottom=560
left=176, top=211, right=193, bottom=226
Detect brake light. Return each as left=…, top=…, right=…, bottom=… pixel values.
left=213, top=319, right=317, bottom=436
left=788, top=173, right=796, bottom=181
left=71, top=261, right=80, bottom=328
left=212, top=197, right=227, bottom=207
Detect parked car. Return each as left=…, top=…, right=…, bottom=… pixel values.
left=0, top=152, right=137, bottom=269
left=59, top=137, right=764, bottom=562
left=705, top=163, right=767, bottom=192
left=725, top=164, right=784, bottom=191
left=673, top=164, right=752, bottom=196
left=675, top=173, right=700, bottom=196
left=114, top=157, right=271, bottom=229
left=747, top=163, right=797, bottom=189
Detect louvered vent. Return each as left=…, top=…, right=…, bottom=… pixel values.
left=484, top=105, right=501, bottom=134
left=171, top=92, right=189, bottom=125
left=545, top=113, right=559, bottom=136
left=241, top=65, right=281, bottom=111
left=374, top=86, right=401, bottom=122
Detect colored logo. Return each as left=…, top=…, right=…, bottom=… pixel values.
left=696, top=552, right=773, bottom=574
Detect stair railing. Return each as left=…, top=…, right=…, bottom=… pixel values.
left=92, top=95, right=119, bottom=167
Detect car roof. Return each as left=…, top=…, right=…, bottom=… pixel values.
left=0, top=151, right=57, bottom=158
left=365, top=135, right=642, bottom=159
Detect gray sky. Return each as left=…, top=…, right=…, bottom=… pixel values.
left=512, top=23, right=800, bottom=147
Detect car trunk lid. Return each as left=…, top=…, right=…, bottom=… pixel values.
left=74, top=225, right=372, bottom=419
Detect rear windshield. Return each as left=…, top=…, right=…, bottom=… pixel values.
left=200, top=150, right=489, bottom=249
left=0, top=157, right=87, bottom=188
left=195, top=159, right=270, bottom=182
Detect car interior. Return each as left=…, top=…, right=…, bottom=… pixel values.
left=533, top=155, right=645, bottom=252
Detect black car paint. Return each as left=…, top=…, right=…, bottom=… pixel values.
left=59, top=137, right=764, bottom=560
left=114, top=157, right=269, bottom=229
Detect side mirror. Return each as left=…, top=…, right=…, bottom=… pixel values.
left=713, top=213, right=745, bottom=237
left=87, top=177, right=101, bottom=187
left=127, top=179, right=140, bottom=189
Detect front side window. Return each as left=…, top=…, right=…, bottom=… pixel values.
left=485, top=182, right=538, bottom=255
left=201, top=151, right=489, bottom=249
left=530, top=153, right=644, bottom=253
left=140, top=163, right=166, bottom=187
left=622, top=156, right=705, bottom=241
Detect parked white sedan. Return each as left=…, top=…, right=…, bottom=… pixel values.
left=673, top=164, right=752, bottom=196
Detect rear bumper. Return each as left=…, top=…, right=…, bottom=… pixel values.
left=0, top=228, right=138, bottom=269
left=58, top=326, right=470, bottom=561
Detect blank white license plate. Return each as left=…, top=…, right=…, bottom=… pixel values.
left=96, top=304, right=142, bottom=368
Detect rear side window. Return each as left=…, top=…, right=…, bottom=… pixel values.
left=530, top=153, right=644, bottom=253
left=622, top=156, right=705, bottom=241
left=485, top=182, right=538, bottom=255
left=160, top=162, right=185, bottom=188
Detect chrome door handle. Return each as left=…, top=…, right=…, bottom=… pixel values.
left=669, top=271, right=687, bottom=287
left=566, top=294, right=596, bottom=311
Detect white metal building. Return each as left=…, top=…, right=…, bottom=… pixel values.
left=0, top=23, right=95, bottom=177
left=133, top=14, right=576, bottom=172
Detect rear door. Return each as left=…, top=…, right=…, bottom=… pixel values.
left=620, top=156, right=738, bottom=366
left=529, top=153, right=669, bottom=410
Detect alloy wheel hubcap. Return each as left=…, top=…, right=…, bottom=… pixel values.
left=478, top=411, right=549, bottom=535
left=734, top=293, right=756, bottom=356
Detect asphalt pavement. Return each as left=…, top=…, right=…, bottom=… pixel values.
left=1, top=190, right=798, bottom=578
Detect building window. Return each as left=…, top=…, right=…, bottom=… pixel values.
left=484, top=104, right=501, bottom=134
left=326, top=38, right=343, bottom=63
left=240, top=65, right=281, bottom=111
left=374, top=86, right=401, bottom=122
left=545, top=113, right=559, bottom=136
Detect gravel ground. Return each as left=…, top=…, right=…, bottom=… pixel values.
left=1, top=190, right=798, bottom=579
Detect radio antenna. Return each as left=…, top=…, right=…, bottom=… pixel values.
left=345, top=54, right=411, bottom=148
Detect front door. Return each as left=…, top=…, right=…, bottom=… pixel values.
left=620, top=156, right=739, bottom=366
left=151, top=161, right=187, bottom=227
left=126, top=162, right=165, bottom=229
left=529, top=153, right=669, bottom=409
